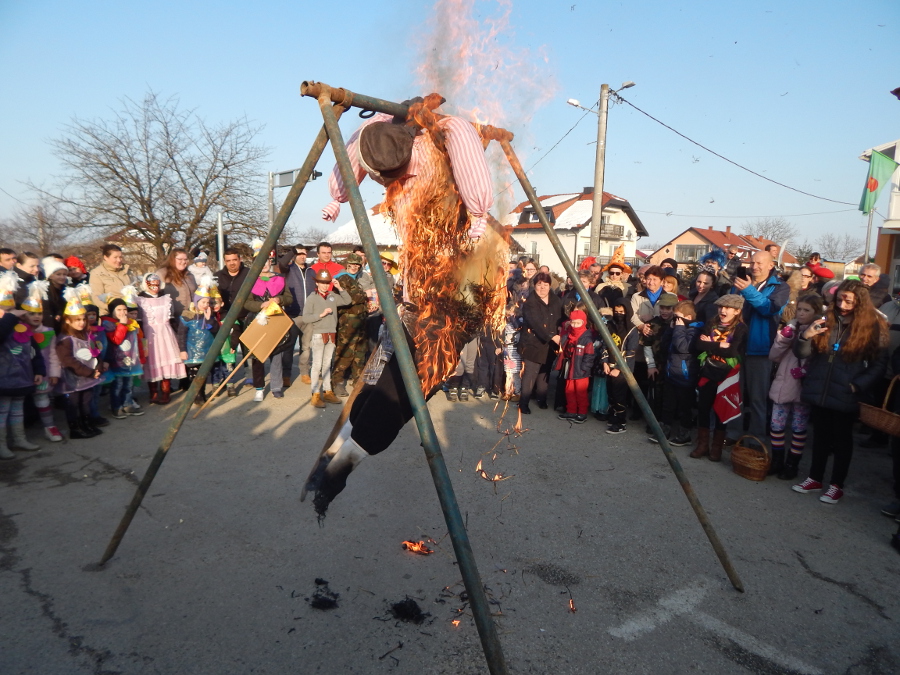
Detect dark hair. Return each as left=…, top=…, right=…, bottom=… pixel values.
left=102, top=244, right=123, bottom=257
left=0, top=247, right=15, bottom=257
left=316, top=241, right=332, bottom=252
left=532, top=271, right=553, bottom=286
left=643, top=265, right=665, bottom=280
left=764, top=244, right=778, bottom=253
left=352, top=245, right=365, bottom=254
left=48, top=253, right=64, bottom=261
left=223, top=247, right=241, bottom=257
left=17, top=251, right=39, bottom=263
left=696, top=270, right=716, bottom=285
left=795, top=293, right=824, bottom=318
left=294, top=244, right=308, bottom=253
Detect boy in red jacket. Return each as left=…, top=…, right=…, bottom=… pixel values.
left=554, top=308, right=596, bottom=424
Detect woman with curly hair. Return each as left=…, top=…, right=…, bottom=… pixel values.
left=791, top=280, right=889, bottom=504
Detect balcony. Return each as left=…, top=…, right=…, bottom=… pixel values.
left=598, top=225, right=624, bottom=238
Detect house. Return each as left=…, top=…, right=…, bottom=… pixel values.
left=501, top=187, right=648, bottom=275
left=867, top=139, right=900, bottom=291
left=648, top=226, right=799, bottom=269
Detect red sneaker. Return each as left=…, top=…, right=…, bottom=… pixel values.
left=792, top=478, right=823, bottom=494
left=819, top=484, right=843, bottom=504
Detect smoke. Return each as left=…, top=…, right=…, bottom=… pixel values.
left=414, top=0, right=558, bottom=217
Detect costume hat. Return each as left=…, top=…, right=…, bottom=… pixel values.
left=192, top=279, right=217, bottom=307
left=63, top=286, right=86, bottom=316
left=314, top=268, right=332, bottom=284
left=21, top=280, right=48, bottom=313
left=380, top=251, right=399, bottom=274
left=601, top=244, right=632, bottom=276
left=358, top=122, right=415, bottom=181
left=75, top=283, right=95, bottom=307
left=0, top=271, right=20, bottom=308
left=121, top=285, right=139, bottom=309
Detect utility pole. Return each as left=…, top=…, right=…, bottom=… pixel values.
left=589, top=85, right=610, bottom=258
left=216, top=211, right=225, bottom=270
left=267, top=171, right=275, bottom=229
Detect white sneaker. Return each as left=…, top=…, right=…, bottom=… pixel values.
left=44, top=426, right=64, bottom=442
left=253, top=389, right=264, bottom=402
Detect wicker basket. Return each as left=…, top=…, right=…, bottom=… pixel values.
left=859, top=375, right=900, bottom=437
left=731, top=434, right=770, bottom=482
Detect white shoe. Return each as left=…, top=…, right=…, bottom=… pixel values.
left=253, top=390, right=264, bottom=402
left=44, top=426, right=64, bottom=442
left=0, top=441, right=15, bottom=460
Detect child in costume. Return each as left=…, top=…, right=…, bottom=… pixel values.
left=554, top=307, right=596, bottom=424
left=20, top=280, right=64, bottom=442
left=137, top=273, right=186, bottom=405
left=179, top=281, right=220, bottom=404
left=121, top=286, right=147, bottom=410
left=657, top=300, right=702, bottom=448
left=103, top=295, right=147, bottom=418
left=56, top=288, right=106, bottom=439
left=0, top=272, right=48, bottom=458
left=601, top=299, right=640, bottom=435
left=302, top=269, right=352, bottom=409
left=501, top=302, right=522, bottom=400
left=81, top=286, right=112, bottom=428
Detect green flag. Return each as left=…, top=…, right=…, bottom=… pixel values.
left=859, top=149, right=898, bottom=214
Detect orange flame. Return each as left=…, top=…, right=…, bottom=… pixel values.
left=402, top=540, right=434, bottom=555
left=451, top=619, right=461, bottom=627
left=475, top=458, right=511, bottom=483
left=569, top=598, right=577, bottom=613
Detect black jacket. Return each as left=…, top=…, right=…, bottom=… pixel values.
left=518, top=291, right=563, bottom=364
left=794, top=318, right=888, bottom=413
left=215, top=265, right=250, bottom=321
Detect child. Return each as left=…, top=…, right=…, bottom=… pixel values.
left=0, top=273, right=47, bottom=458
left=302, top=269, right=352, bottom=408
left=20, top=280, right=64, bottom=442
left=83, top=293, right=112, bottom=428
left=642, top=294, right=677, bottom=438
left=179, top=281, right=220, bottom=404
left=602, top=299, right=639, bottom=434
left=554, top=308, right=596, bottom=424
left=121, top=286, right=147, bottom=411
left=103, top=297, right=146, bottom=418
left=137, top=273, right=186, bottom=405
left=658, top=300, right=702, bottom=447
left=502, top=302, right=522, bottom=401
left=768, top=294, right=822, bottom=480
left=691, top=294, right=748, bottom=461
left=56, top=288, right=106, bottom=439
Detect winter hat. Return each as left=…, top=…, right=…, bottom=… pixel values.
left=715, top=294, right=745, bottom=310
left=107, top=297, right=128, bottom=315
left=0, top=271, right=20, bottom=308
left=63, top=286, right=86, bottom=316
left=42, top=256, right=67, bottom=278
left=21, top=280, right=48, bottom=313
left=193, top=251, right=208, bottom=264
left=64, top=256, right=87, bottom=273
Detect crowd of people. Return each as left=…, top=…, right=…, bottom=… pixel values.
left=2, top=238, right=899, bottom=551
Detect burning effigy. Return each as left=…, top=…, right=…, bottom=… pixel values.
left=303, top=95, right=509, bottom=516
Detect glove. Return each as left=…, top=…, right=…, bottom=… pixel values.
left=467, top=215, right=487, bottom=239
left=322, top=201, right=341, bottom=222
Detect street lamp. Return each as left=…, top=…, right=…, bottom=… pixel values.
left=268, top=167, right=323, bottom=227
left=568, top=81, right=635, bottom=257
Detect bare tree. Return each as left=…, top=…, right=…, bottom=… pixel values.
left=816, top=233, right=864, bottom=261
left=35, top=91, right=270, bottom=267
left=741, top=217, right=798, bottom=244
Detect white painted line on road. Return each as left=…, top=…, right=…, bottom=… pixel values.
left=692, top=611, right=822, bottom=675
left=608, top=580, right=709, bottom=641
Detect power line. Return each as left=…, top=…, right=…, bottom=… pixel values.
left=0, top=185, right=29, bottom=206
left=635, top=208, right=859, bottom=219
left=615, top=95, right=857, bottom=207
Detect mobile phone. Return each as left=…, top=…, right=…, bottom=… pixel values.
left=736, top=267, right=749, bottom=280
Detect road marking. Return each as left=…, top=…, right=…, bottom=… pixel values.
left=608, top=580, right=823, bottom=675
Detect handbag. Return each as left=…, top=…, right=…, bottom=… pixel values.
left=700, top=356, right=732, bottom=383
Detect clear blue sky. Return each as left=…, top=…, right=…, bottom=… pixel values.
left=1, top=0, right=897, bottom=249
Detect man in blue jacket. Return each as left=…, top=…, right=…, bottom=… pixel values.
left=731, top=250, right=789, bottom=445
left=281, top=244, right=317, bottom=385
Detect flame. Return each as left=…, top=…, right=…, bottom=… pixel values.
left=451, top=619, right=461, bottom=627
left=569, top=598, right=577, bottom=613
left=402, top=540, right=434, bottom=555
left=475, top=458, right=511, bottom=483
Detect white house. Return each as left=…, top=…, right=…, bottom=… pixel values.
left=502, top=187, right=648, bottom=275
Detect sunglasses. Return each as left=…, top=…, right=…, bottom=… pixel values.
left=608, top=271, right=622, bottom=276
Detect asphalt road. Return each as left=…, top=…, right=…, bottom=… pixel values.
left=2, top=376, right=898, bottom=674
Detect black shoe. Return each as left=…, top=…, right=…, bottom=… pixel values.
left=593, top=411, right=608, bottom=421
left=669, top=434, right=692, bottom=447
left=83, top=418, right=104, bottom=435
left=768, top=452, right=785, bottom=477
left=554, top=405, right=566, bottom=413
left=458, top=389, right=469, bottom=401
left=537, top=401, right=548, bottom=410
left=446, top=388, right=458, bottom=402
left=558, top=412, right=575, bottom=420
left=227, top=385, right=237, bottom=398
left=69, top=420, right=98, bottom=439
left=606, top=423, right=627, bottom=434
left=488, top=391, right=500, bottom=399
left=573, top=414, right=587, bottom=424
left=474, top=387, right=485, bottom=399
left=89, top=415, right=110, bottom=428
left=333, top=382, right=349, bottom=397
left=519, top=404, right=532, bottom=414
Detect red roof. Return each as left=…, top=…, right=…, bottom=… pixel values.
left=661, top=226, right=799, bottom=265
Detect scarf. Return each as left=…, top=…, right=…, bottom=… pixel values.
left=567, top=309, right=587, bottom=342
left=646, top=286, right=663, bottom=306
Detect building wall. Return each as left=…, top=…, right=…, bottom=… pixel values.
left=648, top=230, right=710, bottom=266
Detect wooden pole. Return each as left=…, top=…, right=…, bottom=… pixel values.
left=191, top=335, right=265, bottom=419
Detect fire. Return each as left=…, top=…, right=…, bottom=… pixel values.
left=569, top=598, right=577, bottom=613
left=402, top=540, right=434, bottom=555
left=475, top=458, right=511, bottom=483
left=451, top=619, right=461, bottom=627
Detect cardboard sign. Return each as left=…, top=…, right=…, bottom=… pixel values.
left=239, top=312, right=293, bottom=361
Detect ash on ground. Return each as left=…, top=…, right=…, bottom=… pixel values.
left=390, top=597, right=429, bottom=624
left=308, top=578, right=339, bottom=610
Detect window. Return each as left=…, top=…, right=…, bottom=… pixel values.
left=583, top=241, right=590, bottom=255
left=675, top=244, right=710, bottom=262
left=527, top=208, right=554, bottom=223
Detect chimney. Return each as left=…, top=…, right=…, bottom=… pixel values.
left=726, top=226, right=731, bottom=234
left=582, top=187, right=593, bottom=195
left=708, top=226, right=713, bottom=230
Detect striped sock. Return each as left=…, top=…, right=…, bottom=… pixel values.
left=770, top=427, right=785, bottom=453
left=790, top=431, right=807, bottom=456
left=34, top=394, right=56, bottom=428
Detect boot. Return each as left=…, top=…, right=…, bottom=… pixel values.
left=690, top=427, right=710, bottom=459
left=68, top=419, right=97, bottom=439
left=310, top=392, right=326, bottom=409
left=768, top=449, right=784, bottom=476
left=148, top=381, right=160, bottom=405
left=158, top=379, right=172, bottom=405
left=709, top=429, right=727, bottom=462
left=283, top=376, right=292, bottom=390
left=333, top=381, right=349, bottom=397
left=301, top=374, right=311, bottom=385
left=0, top=438, right=15, bottom=460
left=82, top=416, right=104, bottom=436
left=778, top=452, right=801, bottom=480
left=322, top=391, right=342, bottom=404
left=10, top=424, right=40, bottom=451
